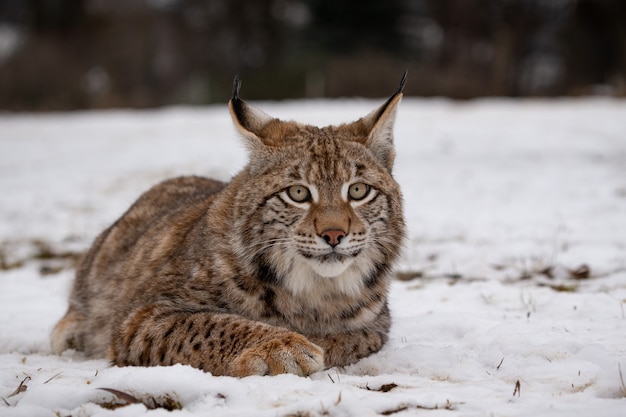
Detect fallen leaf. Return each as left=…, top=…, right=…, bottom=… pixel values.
left=569, top=264, right=590, bottom=280
left=8, top=376, right=30, bottom=398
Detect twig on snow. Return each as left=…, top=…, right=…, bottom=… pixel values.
left=381, top=405, right=408, bottom=415
left=43, top=372, right=63, bottom=384
left=8, top=376, right=30, bottom=398
left=381, top=399, right=457, bottom=415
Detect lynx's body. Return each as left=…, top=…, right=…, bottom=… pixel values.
left=51, top=76, right=406, bottom=377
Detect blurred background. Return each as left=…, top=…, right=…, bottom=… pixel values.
left=0, top=0, right=624, bottom=111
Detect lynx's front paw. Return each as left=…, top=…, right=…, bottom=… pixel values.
left=231, top=332, right=324, bottom=377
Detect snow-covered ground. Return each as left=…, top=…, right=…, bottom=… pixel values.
left=1, top=98, right=625, bottom=416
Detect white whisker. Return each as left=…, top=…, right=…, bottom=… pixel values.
left=250, top=237, right=292, bottom=247
left=246, top=237, right=292, bottom=259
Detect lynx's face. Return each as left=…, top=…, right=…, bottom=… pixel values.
left=235, top=135, right=403, bottom=296
left=229, top=77, right=406, bottom=296
left=258, top=135, right=402, bottom=295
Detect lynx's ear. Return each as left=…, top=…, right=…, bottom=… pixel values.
left=354, top=71, right=406, bottom=171
left=228, top=76, right=274, bottom=153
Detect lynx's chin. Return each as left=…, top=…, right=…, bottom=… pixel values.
left=305, top=255, right=355, bottom=278
left=276, top=253, right=378, bottom=298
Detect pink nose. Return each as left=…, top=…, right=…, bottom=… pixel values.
left=321, top=229, right=346, bottom=247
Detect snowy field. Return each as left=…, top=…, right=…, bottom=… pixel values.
left=1, top=98, right=625, bottom=416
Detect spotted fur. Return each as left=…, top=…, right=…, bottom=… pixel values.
left=51, top=75, right=406, bottom=377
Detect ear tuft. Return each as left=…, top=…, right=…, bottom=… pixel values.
left=232, top=74, right=242, bottom=101
left=396, top=70, right=408, bottom=96
left=228, top=76, right=274, bottom=151
left=356, top=72, right=406, bottom=171
left=228, top=76, right=287, bottom=174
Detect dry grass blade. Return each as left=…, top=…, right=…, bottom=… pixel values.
left=513, top=380, right=521, bottom=397
left=381, top=399, right=457, bottom=415
left=619, top=363, right=626, bottom=397
left=43, top=372, right=62, bottom=384
left=396, top=270, right=423, bottom=281
left=98, top=388, right=142, bottom=406
left=381, top=404, right=409, bottom=415
left=8, top=376, right=30, bottom=398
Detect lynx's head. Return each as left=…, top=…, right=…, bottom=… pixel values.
left=229, top=75, right=406, bottom=297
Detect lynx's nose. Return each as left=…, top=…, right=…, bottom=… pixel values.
left=321, top=229, right=346, bottom=247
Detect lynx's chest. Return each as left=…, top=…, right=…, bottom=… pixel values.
left=254, top=283, right=385, bottom=337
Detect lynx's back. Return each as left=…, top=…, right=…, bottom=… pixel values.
left=51, top=75, right=407, bottom=377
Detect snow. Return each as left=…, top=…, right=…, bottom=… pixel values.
left=1, top=98, right=625, bottom=416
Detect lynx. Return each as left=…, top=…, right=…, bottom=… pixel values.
left=51, top=74, right=406, bottom=377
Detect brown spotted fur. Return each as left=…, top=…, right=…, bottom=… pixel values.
left=51, top=76, right=406, bottom=377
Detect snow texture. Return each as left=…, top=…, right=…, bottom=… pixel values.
left=1, top=98, right=625, bottom=416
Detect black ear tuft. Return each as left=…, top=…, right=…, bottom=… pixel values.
left=396, top=70, right=408, bottom=95
left=228, top=76, right=274, bottom=150
left=230, top=75, right=247, bottom=124
left=353, top=72, right=406, bottom=172
left=232, top=75, right=242, bottom=101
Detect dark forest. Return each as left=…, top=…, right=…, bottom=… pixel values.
left=0, top=0, right=624, bottom=110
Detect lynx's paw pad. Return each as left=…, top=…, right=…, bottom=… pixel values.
left=231, top=333, right=324, bottom=377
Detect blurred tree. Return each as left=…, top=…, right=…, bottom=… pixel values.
left=306, top=0, right=407, bottom=54
left=0, top=0, right=624, bottom=110
left=563, top=0, right=625, bottom=94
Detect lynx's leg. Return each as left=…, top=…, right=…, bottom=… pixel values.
left=309, top=305, right=391, bottom=368
left=109, top=305, right=324, bottom=377
left=51, top=306, right=86, bottom=354
left=310, top=329, right=387, bottom=368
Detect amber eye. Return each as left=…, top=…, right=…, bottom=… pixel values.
left=287, top=185, right=311, bottom=203
left=348, top=182, right=371, bottom=201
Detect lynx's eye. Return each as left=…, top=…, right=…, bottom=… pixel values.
left=287, top=185, right=311, bottom=203
left=348, top=182, right=371, bottom=201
